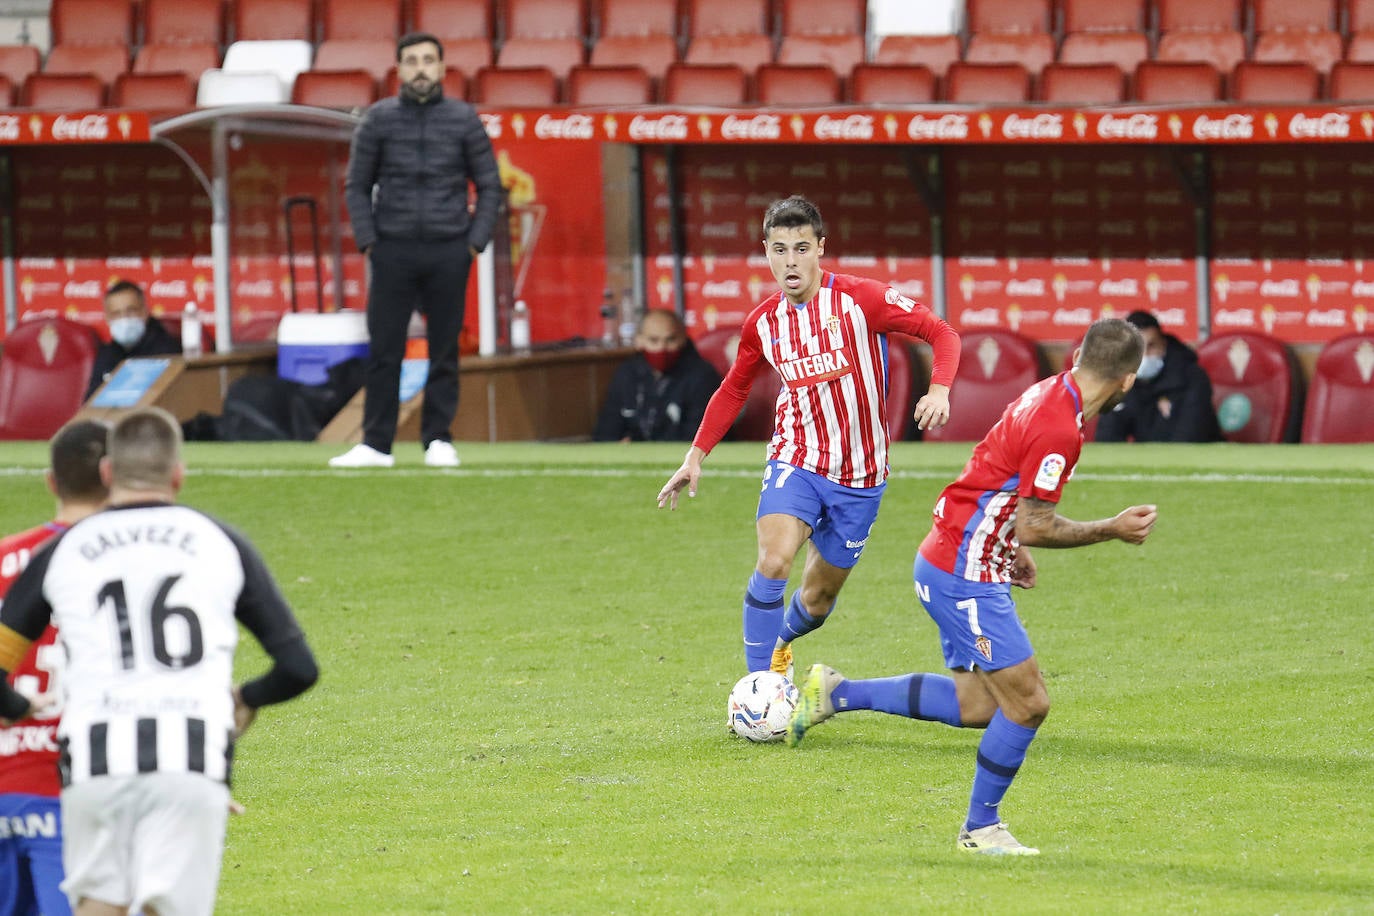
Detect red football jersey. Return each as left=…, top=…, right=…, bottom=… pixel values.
left=693, top=271, right=960, bottom=488
left=919, top=371, right=1085, bottom=583
left=0, top=521, right=66, bottom=797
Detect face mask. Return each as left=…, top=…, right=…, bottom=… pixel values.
left=643, top=348, right=682, bottom=374
left=1136, top=354, right=1164, bottom=381
left=109, top=317, right=145, bottom=349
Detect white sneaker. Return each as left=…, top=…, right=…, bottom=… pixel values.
left=424, top=440, right=460, bottom=467
left=329, top=444, right=394, bottom=468
left=957, top=822, right=1040, bottom=856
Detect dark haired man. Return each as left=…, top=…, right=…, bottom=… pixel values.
left=332, top=32, right=503, bottom=469
left=86, top=281, right=179, bottom=400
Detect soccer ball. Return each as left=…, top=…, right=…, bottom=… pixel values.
left=727, top=671, right=799, bottom=743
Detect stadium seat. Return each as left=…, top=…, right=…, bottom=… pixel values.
left=1352, top=0, right=1374, bottom=34
left=196, top=69, right=289, bottom=104
left=884, top=334, right=920, bottom=441
left=314, top=39, right=396, bottom=82
left=565, top=64, right=652, bottom=104
left=1230, top=61, right=1321, bottom=101
left=693, top=327, right=782, bottom=441
left=776, top=35, right=865, bottom=76
left=410, top=0, right=494, bottom=70
left=943, top=62, right=1031, bottom=103
left=660, top=62, right=748, bottom=104
left=497, top=0, right=587, bottom=79
left=872, top=34, right=961, bottom=79
left=134, top=44, right=221, bottom=79
left=596, top=0, right=679, bottom=40
left=496, top=39, right=585, bottom=81
left=0, top=318, right=99, bottom=441
left=111, top=71, right=196, bottom=109
left=1194, top=332, right=1303, bottom=443
left=383, top=66, right=468, bottom=99
left=1348, top=32, right=1374, bottom=63
left=20, top=72, right=105, bottom=107
left=232, top=0, right=315, bottom=41
left=0, top=76, right=12, bottom=107
left=589, top=35, right=679, bottom=81
left=142, top=0, right=224, bottom=46
left=923, top=329, right=1046, bottom=443
left=1156, top=0, right=1242, bottom=32
left=1252, top=0, right=1336, bottom=32
left=683, top=34, right=774, bottom=71
left=776, top=0, right=865, bottom=38
left=685, top=0, right=769, bottom=40
left=43, top=44, right=130, bottom=87
left=1133, top=60, right=1223, bottom=102
left=472, top=65, right=559, bottom=104
left=1156, top=30, right=1248, bottom=76
left=966, top=0, right=1052, bottom=34
left=1058, top=32, right=1150, bottom=72
left=964, top=34, right=1055, bottom=75
left=847, top=63, right=937, bottom=104
left=754, top=64, right=841, bottom=105
left=321, top=0, right=404, bottom=40
left=1060, top=0, right=1147, bottom=33
left=1253, top=30, right=1344, bottom=75
left=50, top=0, right=134, bottom=46
left=1038, top=63, right=1126, bottom=103
left=0, top=45, right=40, bottom=88
left=1300, top=333, right=1374, bottom=443
left=1327, top=61, right=1374, bottom=100
left=222, top=39, right=313, bottom=89
left=292, top=69, right=379, bottom=107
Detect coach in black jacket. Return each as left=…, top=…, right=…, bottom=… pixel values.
left=1095, top=310, right=1221, bottom=443
left=333, top=32, right=502, bottom=469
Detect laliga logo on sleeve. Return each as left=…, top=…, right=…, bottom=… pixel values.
left=1034, top=453, right=1066, bottom=490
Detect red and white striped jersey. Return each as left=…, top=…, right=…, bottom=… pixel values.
left=0, top=521, right=67, bottom=797
left=919, top=371, right=1086, bottom=583
left=693, top=271, right=960, bottom=489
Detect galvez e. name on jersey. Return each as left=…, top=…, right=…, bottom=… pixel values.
left=75, top=521, right=198, bottom=560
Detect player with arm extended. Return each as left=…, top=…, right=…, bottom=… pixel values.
left=0, top=419, right=108, bottom=916
left=657, top=195, right=961, bottom=678
left=0, top=407, right=319, bottom=916
left=787, top=318, right=1158, bottom=856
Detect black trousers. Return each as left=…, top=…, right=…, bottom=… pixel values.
left=362, top=237, right=472, bottom=452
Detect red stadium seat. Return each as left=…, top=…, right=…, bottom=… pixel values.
left=565, top=64, right=652, bottom=104
left=1301, top=334, right=1374, bottom=443
left=596, top=0, right=678, bottom=38
left=0, top=76, right=12, bottom=107
left=20, top=73, right=105, bottom=107
left=43, top=44, right=130, bottom=87
left=496, top=39, right=585, bottom=81
left=683, top=34, right=773, bottom=71
left=1252, top=0, right=1336, bottom=32
left=1195, top=332, right=1303, bottom=443
left=964, top=33, right=1055, bottom=75
left=1349, top=33, right=1374, bottom=63
left=321, top=0, right=403, bottom=41
left=1133, top=61, right=1222, bottom=102
left=410, top=0, right=494, bottom=68
left=872, top=34, right=961, bottom=78
left=314, top=39, right=397, bottom=81
left=1058, top=32, right=1150, bottom=72
left=111, top=71, right=196, bottom=108
left=232, top=0, right=315, bottom=41
left=589, top=35, right=679, bottom=81
left=943, top=62, right=1031, bottom=103
left=1157, top=0, right=1242, bottom=32
left=0, top=45, right=40, bottom=87
left=884, top=335, right=920, bottom=441
left=383, top=66, right=468, bottom=99
left=923, top=329, right=1047, bottom=443
left=134, top=44, right=221, bottom=79
left=1038, top=63, right=1126, bottom=103
left=1253, top=30, right=1344, bottom=75
left=754, top=64, right=841, bottom=105
left=292, top=69, right=380, bottom=107
left=693, top=327, right=781, bottom=441
left=966, top=0, right=1051, bottom=33
left=50, top=0, right=134, bottom=46
left=660, top=62, right=748, bottom=104
left=0, top=318, right=100, bottom=440
left=1328, top=61, right=1374, bottom=100
left=776, top=0, right=865, bottom=37
left=684, top=0, right=769, bottom=39
left=503, top=0, right=586, bottom=39
left=1352, top=0, right=1374, bottom=34
left=776, top=35, right=865, bottom=75
left=1156, top=30, right=1248, bottom=75
left=472, top=65, right=559, bottom=104
left=1230, top=61, right=1320, bottom=101
left=847, top=63, right=937, bottom=104
left=142, top=0, right=224, bottom=46
left=1060, top=0, right=1147, bottom=33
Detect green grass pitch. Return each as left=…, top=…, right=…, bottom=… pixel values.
left=1, top=440, right=1371, bottom=914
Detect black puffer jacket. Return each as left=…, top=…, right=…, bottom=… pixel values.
left=345, top=92, right=502, bottom=251
left=1095, top=335, right=1222, bottom=443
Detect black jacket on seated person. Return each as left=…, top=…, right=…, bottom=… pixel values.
left=1095, top=335, right=1222, bottom=443
left=594, top=341, right=721, bottom=442
left=85, top=317, right=181, bottom=400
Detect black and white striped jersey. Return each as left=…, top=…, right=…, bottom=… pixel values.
left=0, top=501, right=308, bottom=785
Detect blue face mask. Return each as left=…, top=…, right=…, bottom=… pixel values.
left=109, top=316, right=145, bottom=349
left=1137, top=354, right=1164, bottom=381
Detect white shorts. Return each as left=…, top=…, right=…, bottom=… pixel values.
left=61, top=772, right=229, bottom=916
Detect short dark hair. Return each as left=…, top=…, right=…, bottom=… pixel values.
left=762, top=195, right=825, bottom=240
left=1078, top=318, right=1144, bottom=379
left=1124, top=310, right=1160, bottom=331
left=109, top=407, right=182, bottom=491
left=49, top=419, right=109, bottom=503
left=104, top=279, right=145, bottom=305
left=397, top=32, right=443, bottom=61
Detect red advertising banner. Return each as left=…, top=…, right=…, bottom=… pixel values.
left=0, top=111, right=151, bottom=145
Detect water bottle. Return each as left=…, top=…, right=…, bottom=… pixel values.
left=511, top=299, right=531, bottom=354
left=181, top=302, right=202, bottom=358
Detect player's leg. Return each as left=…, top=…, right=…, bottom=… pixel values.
left=62, top=779, right=135, bottom=915
left=20, top=796, right=72, bottom=916
left=742, top=460, right=817, bottom=672
left=0, top=796, right=39, bottom=916
left=128, top=772, right=229, bottom=916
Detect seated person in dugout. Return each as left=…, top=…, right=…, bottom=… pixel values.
left=594, top=309, right=722, bottom=442
left=1095, top=310, right=1221, bottom=443
left=86, top=280, right=181, bottom=400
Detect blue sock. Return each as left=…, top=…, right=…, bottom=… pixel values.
left=742, top=571, right=786, bottom=671
left=966, top=710, right=1038, bottom=830
left=777, top=592, right=827, bottom=644
left=829, top=673, right=963, bottom=725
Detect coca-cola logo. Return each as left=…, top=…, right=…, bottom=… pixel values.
left=145, top=165, right=181, bottom=181
left=1193, top=113, right=1254, bottom=140
left=148, top=224, right=185, bottom=240
left=1289, top=112, right=1349, bottom=139
left=149, top=279, right=188, bottom=297
left=960, top=308, right=1002, bottom=327
left=104, top=194, right=141, bottom=210
left=958, top=190, right=996, bottom=207
left=59, top=166, right=97, bottom=182
left=814, top=114, right=874, bottom=141
left=790, top=163, right=826, bottom=179
left=906, top=113, right=968, bottom=141
left=236, top=279, right=276, bottom=298
left=721, top=114, right=781, bottom=140
left=701, top=280, right=741, bottom=297
left=1052, top=308, right=1094, bottom=326
left=1259, top=278, right=1300, bottom=297
left=1050, top=190, right=1088, bottom=207
left=534, top=114, right=594, bottom=140
left=1005, top=279, right=1045, bottom=297
left=1352, top=280, right=1374, bottom=297
left=883, top=223, right=922, bottom=238
left=628, top=114, right=687, bottom=141
left=62, top=280, right=102, bottom=298
left=52, top=114, right=109, bottom=141
left=1002, top=113, right=1063, bottom=140
left=700, top=222, right=740, bottom=238
left=1098, top=278, right=1140, bottom=297
left=1214, top=309, right=1256, bottom=327
left=61, top=224, right=98, bottom=240
left=1306, top=309, right=1346, bottom=327
left=105, top=257, right=144, bottom=269
left=1097, top=113, right=1158, bottom=140
left=1303, top=190, right=1342, bottom=206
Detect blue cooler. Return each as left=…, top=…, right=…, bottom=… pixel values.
left=277, top=311, right=369, bottom=386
